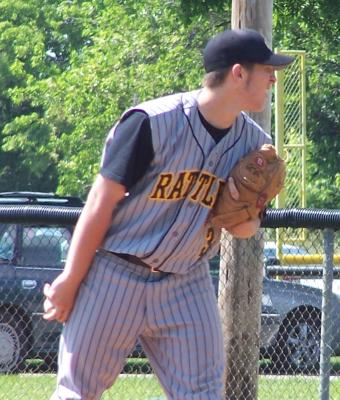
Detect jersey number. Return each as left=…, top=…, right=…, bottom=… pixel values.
left=199, top=227, right=215, bottom=258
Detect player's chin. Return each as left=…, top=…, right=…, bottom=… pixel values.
left=252, top=102, right=266, bottom=113
left=246, top=102, right=266, bottom=114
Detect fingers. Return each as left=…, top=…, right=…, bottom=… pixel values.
left=43, top=282, right=51, bottom=297
left=228, top=177, right=239, bottom=200
left=43, top=293, right=57, bottom=321
left=43, top=283, right=54, bottom=317
left=43, top=296, right=53, bottom=314
left=43, top=296, right=58, bottom=321
left=43, top=300, right=68, bottom=323
left=43, top=283, right=68, bottom=323
left=43, top=310, right=67, bottom=323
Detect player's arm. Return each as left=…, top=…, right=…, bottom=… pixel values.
left=43, top=175, right=125, bottom=323
left=44, top=111, right=153, bottom=323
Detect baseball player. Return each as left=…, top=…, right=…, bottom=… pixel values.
left=44, top=29, right=293, bottom=399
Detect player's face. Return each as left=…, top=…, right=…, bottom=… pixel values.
left=242, top=64, right=277, bottom=112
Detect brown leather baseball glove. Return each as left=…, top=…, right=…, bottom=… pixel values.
left=210, top=144, right=285, bottom=230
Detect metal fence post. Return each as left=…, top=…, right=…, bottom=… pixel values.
left=319, top=228, right=334, bottom=400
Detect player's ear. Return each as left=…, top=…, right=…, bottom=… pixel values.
left=231, top=64, right=244, bottom=82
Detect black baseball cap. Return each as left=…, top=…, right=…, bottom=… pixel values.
left=203, top=29, right=294, bottom=72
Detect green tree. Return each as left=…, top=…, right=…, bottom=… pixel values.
left=1, top=0, right=338, bottom=207
left=12, top=0, right=230, bottom=196
left=273, top=0, right=339, bottom=207
left=0, top=0, right=97, bottom=191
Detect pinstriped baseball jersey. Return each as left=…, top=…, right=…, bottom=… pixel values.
left=50, top=28, right=295, bottom=400
left=101, top=90, right=271, bottom=273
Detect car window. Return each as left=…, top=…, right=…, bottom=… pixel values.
left=0, top=224, right=16, bottom=261
left=264, top=248, right=276, bottom=259
left=22, top=226, right=71, bottom=267
left=282, top=245, right=307, bottom=255
left=264, top=242, right=308, bottom=258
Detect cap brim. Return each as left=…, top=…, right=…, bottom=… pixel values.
left=263, top=53, right=295, bottom=70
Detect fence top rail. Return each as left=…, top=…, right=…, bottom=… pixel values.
left=262, top=208, right=340, bottom=230
left=0, top=205, right=339, bottom=230
left=0, top=204, right=82, bottom=225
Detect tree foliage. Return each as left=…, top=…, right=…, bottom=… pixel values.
left=273, top=0, right=339, bottom=208
left=0, top=0, right=92, bottom=191
left=0, top=0, right=338, bottom=206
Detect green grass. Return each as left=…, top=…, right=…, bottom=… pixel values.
left=0, top=373, right=339, bottom=400
left=0, top=359, right=339, bottom=400
left=0, top=374, right=165, bottom=400
left=259, top=376, right=340, bottom=400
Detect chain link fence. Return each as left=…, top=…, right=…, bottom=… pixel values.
left=0, top=206, right=339, bottom=399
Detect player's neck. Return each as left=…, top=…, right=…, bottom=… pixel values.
left=198, top=86, right=243, bottom=130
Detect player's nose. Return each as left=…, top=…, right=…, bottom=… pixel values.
left=270, top=72, right=277, bottom=84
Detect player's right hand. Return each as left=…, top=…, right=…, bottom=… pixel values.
left=227, top=217, right=261, bottom=238
left=227, top=177, right=239, bottom=200
left=43, top=273, right=79, bottom=323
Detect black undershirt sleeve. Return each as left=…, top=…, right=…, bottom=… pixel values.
left=100, top=111, right=154, bottom=190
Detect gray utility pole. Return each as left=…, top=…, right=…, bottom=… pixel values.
left=219, top=1, right=273, bottom=399
left=232, top=0, right=273, bottom=132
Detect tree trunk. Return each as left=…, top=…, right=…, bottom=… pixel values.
left=219, top=1, right=273, bottom=399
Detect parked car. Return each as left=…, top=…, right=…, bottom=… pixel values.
left=263, top=241, right=308, bottom=266
left=0, top=192, right=82, bottom=373
left=210, top=255, right=340, bottom=373
left=259, top=276, right=335, bottom=372
left=0, top=193, right=339, bottom=374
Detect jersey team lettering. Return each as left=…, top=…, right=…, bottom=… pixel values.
left=149, top=170, right=224, bottom=208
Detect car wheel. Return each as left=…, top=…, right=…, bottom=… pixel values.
left=0, top=312, right=28, bottom=373
left=272, top=309, right=321, bottom=373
